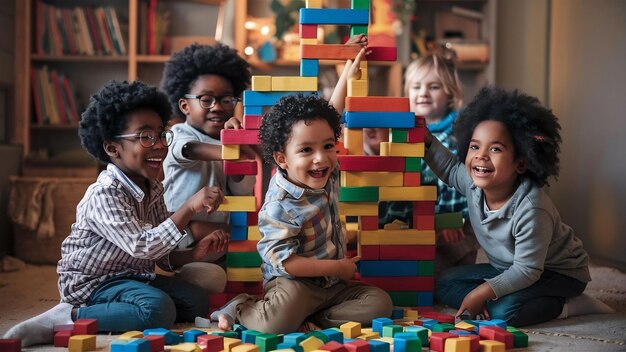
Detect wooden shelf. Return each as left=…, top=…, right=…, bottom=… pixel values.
left=31, top=55, right=129, bottom=63
left=30, top=124, right=79, bottom=130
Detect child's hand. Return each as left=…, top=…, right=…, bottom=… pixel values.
left=224, top=117, right=243, bottom=130
left=345, top=33, right=368, bottom=47
left=346, top=47, right=369, bottom=81
left=438, top=228, right=466, bottom=243
left=190, top=186, right=224, bottom=214
left=336, top=256, right=360, bottom=281
left=455, top=283, right=495, bottom=320
left=191, top=229, right=230, bottom=260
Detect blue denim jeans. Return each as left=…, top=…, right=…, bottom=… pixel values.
left=76, top=275, right=209, bottom=332
left=435, top=263, right=586, bottom=326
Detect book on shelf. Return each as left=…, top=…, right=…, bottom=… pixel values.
left=31, top=67, right=80, bottom=126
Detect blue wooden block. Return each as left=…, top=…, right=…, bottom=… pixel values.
left=489, top=319, right=508, bottom=330
left=359, top=260, right=419, bottom=277
left=110, top=340, right=129, bottom=352
left=391, top=307, right=404, bottom=319
left=244, top=91, right=316, bottom=107
left=393, top=332, right=421, bottom=352
left=417, top=291, right=433, bottom=306
left=300, top=8, right=369, bottom=25
left=244, top=106, right=263, bottom=115
left=283, top=332, right=306, bottom=345
left=230, top=225, right=248, bottom=241
left=449, top=329, right=474, bottom=336
left=143, top=328, right=180, bottom=345
left=320, top=328, right=343, bottom=343
left=368, top=339, right=390, bottom=352
left=372, top=317, right=393, bottom=334
left=404, top=325, right=429, bottom=346
left=242, top=330, right=263, bottom=344
left=183, top=329, right=207, bottom=342
left=276, top=342, right=303, bottom=352
left=126, top=339, right=151, bottom=352
left=418, top=318, right=437, bottom=331
left=301, top=59, right=319, bottom=77
left=344, top=112, right=416, bottom=128
left=230, top=212, right=248, bottom=226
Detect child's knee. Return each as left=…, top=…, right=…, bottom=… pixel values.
left=142, top=295, right=177, bottom=328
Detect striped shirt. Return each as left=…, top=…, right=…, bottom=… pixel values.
left=57, top=164, right=185, bottom=306
left=257, top=167, right=346, bottom=288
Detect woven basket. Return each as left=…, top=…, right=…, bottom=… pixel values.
left=10, top=177, right=93, bottom=264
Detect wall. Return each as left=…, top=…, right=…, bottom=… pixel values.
left=549, top=0, right=626, bottom=269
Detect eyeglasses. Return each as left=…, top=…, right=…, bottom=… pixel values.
left=115, top=130, right=174, bottom=148
left=184, top=94, right=241, bottom=110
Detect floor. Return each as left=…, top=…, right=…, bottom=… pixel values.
left=0, top=259, right=624, bottom=351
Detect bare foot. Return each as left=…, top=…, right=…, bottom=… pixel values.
left=217, top=313, right=235, bottom=331
left=209, top=293, right=253, bottom=330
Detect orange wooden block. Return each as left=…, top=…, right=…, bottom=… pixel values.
left=403, top=172, right=421, bottom=186
left=301, top=44, right=362, bottom=60
left=345, top=97, right=410, bottom=112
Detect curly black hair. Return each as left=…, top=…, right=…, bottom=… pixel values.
left=259, top=93, right=342, bottom=166
left=78, top=80, right=172, bottom=163
left=160, top=43, right=251, bottom=119
left=454, top=86, right=562, bottom=187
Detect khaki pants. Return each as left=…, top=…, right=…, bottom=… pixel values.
left=235, top=277, right=393, bottom=334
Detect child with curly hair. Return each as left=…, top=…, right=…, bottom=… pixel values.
left=3, top=81, right=224, bottom=346
left=427, top=86, right=593, bottom=326
left=209, top=93, right=392, bottom=334
left=160, top=43, right=256, bottom=291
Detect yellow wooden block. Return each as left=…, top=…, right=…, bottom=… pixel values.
left=478, top=340, right=505, bottom=352
left=379, top=186, right=437, bottom=201
left=360, top=229, right=436, bottom=245
left=300, top=38, right=318, bottom=45
left=247, top=225, right=261, bottom=240
left=348, top=79, right=368, bottom=97
left=224, top=337, right=243, bottom=352
left=68, top=335, right=96, bottom=352
left=171, top=343, right=202, bottom=352
left=340, top=321, right=361, bottom=338
left=306, top=0, right=323, bottom=8
left=272, top=76, right=318, bottom=91
left=341, top=171, right=403, bottom=187
left=227, top=267, right=263, bottom=281
left=444, top=337, right=471, bottom=352
left=222, top=144, right=240, bottom=160
left=338, top=202, right=378, bottom=216
left=404, top=308, right=419, bottom=319
left=454, top=321, right=475, bottom=331
left=252, top=76, right=272, bottom=91
left=379, top=142, right=424, bottom=157
left=359, top=61, right=368, bottom=79
left=299, top=336, right=324, bottom=352
left=357, top=331, right=380, bottom=340
left=232, top=343, right=260, bottom=352
left=119, top=331, right=143, bottom=339
left=344, top=128, right=364, bottom=155
left=221, top=196, right=257, bottom=212
left=375, top=337, right=394, bottom=346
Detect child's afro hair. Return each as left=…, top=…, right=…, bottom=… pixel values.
left=78, top=80, right=172, bottom=164
left=454, top=86, right=562, bottom=187
left=160, top=43, right=251, bottom=119
left=259, top=93, right=342, bottom=166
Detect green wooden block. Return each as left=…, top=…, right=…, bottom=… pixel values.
left=227, top=252, right=262, bottom=267
left=417, top=260, right=434, bottom=276
left=388, top=292, right=418, bottom=307
left=434, top=212, right=464, bottom=230
left=339, top=186, right=379, bottom=202
left=305, top=331, right=329, bottom=343
left=405, top=157, right=422, bottom=172
left=390, top=129, right=408, bottom=143
left=432, top=323, right=455, bottom=332
left=212, top=331, right=239, bottom=338
left=382, top=324, right=404, bottom=338
left=257, top=333, right=282, bottom=352
left=350, top=25, right=368, bottom=36
left=351, top=0, right=370, bottom=9
left=507, top=327, right=529, bottom=348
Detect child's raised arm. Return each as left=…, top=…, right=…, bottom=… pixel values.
left=329, top=35, right=369, bottom=113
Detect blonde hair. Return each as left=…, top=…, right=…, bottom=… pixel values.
left=404, top=54, right=463, bottom=111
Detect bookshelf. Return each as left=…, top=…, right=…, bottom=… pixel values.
left=13, top=0, right=225, bottom=171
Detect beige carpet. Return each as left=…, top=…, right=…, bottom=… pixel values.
left=1, top=260, right=624, bottom=351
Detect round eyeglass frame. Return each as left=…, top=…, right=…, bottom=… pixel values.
left=115, top=130, right=174, bottom=148
left=184, top=94, right=241, bottom=110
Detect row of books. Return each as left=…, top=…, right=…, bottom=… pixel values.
left=34, top=0, right=127, bottom=56
left=31, top=66, right=81, bottom=125
left=138, top=0, right=171, bottom=55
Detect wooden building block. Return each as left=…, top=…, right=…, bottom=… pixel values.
left=223, top=337, right=242, bottom=352
left=339, top=186, right=379, bottom=202
left=227, top=267, right=263, bottom=281
left=345, top=97, right=410, bottom=112
left=364, top=46, right=397, bottom=61
left=300, top=24, right=318, bottom=38
left=338, top=155, right=405, bottom=172
left=300, top=38, right=318, bottom=45
left=225, top=281, right=263, bottom=295
left=407, top=125, right=425, bottom=143
left=345, top=339, right=370, bottom=352
left=359, top=229, right=435, bottom=245
left=444, top=337, right=470, bottom=352
left=414, top=201, right=435, bottom=215
left=230, top=225, right=248, bottom=241
left=68, top=335, right=96, bottom=352
left=301, top=59, right=319, bottom=77
left=340, top=322, right=362, bottom=338
left=221, top=129, right=260, bottom=145
left=144, top=335, right=166, bottom=352
left=0, top=339, right=21, bottom=352
left=301, top=44, right=362, bottom=60
left=252, top=76, right=271, bottom=91
left=347, top=79, right=368, bottom=97
left=359, top=215, right=379, bottom=230
left=73, top=319, right=97, bottom=334
left=228, top=240, right=258, bottom=252
left=378, top=244, right=435, bottom=260
left=343, top=128, right=364, bottom=155
left=221, top=196, right=257, bottom=212
left=227, top=251, right=262, bottom=267
left=350, top=25, right=368, bottom=36
left=224, top=160, right=258, bottom=175
left=300, top=336, right=324, bottom=352
left=341, top=171, right=404, bottom=187
left=338, top=202, right=378, bottom=216
left=222, top=144, right=240, bottom=160
left=478, top=327, right=513, bottom=349
left=344, top=112, right=415, bottom=128
left=243, top=114, right=262, bottom=130
left=405, top=157, right=422, bottom=172
left=414, top=214, right=435, bottom=231
left=306, top=0, right=324, bottom=8
left=300, top=9, right=369, bottom=25
left=435, top=212, right=464, bottom=230
left=379, top=186, right=437, bottom=201
left=232, top=343, right=260, bottom=352
left=244, top=91, right=313, bottom=107
left=379, top=142, right=424, bottom=157
left=360, top=276, right=434, bottom=291
left=54, top=330, right=72, bottom=347
left=320, top=341, right=348, bottom=352
left=183, top=329, right=207, bottom=343
left=272, top=76, right=318, bottom=91
left=393, top=333, right=421, bottom=352
left=403, top=172, right=421, bottom=187
left=359, top=244, right=379, bottom=260
left=247, top=225, right=262, bottom=240
left=477, top=340, right=505, bottom=352
left=119, top=331, right=143, bottom=339
left=390, top=129, right=408, bottom=143
left=244, top=106, right=263, bottom=115
left=428, top=332, right=456, bottom=352
left=197, top=334, right=224, bottom=352
left=351, top=0, right=370, bottom=9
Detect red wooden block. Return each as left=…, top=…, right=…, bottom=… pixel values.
left=414, top=201, right=435, bottom=215
left=379, top=245, right=435, bottom=260
left=247, top=211, right=259, bottom=226
left=407, top=124, right=425, bottom=143
left=460, top=334, right=480, bottom=352
left=360, top=216, right=379, bottom=230
left=243, top=115, right=262, bottom=130
left=220, top=129, right=260, bottom=145
left=209, top=292, right=229, bottom=307
left=344, top=339, right=369, bottom=352
left=73, top=318, right=97, bottom=334
left=365, top=46, right=397, bottom=61
left=144, top=334, right=166, bottom=352
left=228, top=240, right=258, bottom=252
left=197, top=334, right=223, bottom=352
left=414, top=214, right=435, bottom=231
left=428, top=332, right=456, bottom=352
left=0, top=339, right=21, bottom=352
left=224, top=160, right=258, bottom=175
left=54, top=330, right=72, bottom=347
left=360, top=276, right=434, bottom=291
left=300, top=24, right=318, bottom=39
left=338, top=155, right=405, bottom=172
left=53, top=324, right=74, bottom=332
left=301, top=44, right=362, bottom=60
left=345, top=97, right=410, bottom=112
left=224, top=281, right=264, bottom=295
left=360, top=245, right=380, bottom=260
left=320, top=341, right=348, bottom=352
left=478, top=326, right=514, bottom=349
left=413, top=320, right=423, bottom=326
left=403, top=172, right=421, bottom=186
left=421, top=312, right=455, bottom=324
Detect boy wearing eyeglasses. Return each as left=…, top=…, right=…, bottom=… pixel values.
left=3, top=81, right=225, bottom=347
left=160, top=43, right=256, bottom=292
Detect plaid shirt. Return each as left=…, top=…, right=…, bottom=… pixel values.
left=257, top=167, right=346, bottom=288
left=57, top=164, right=184, bottom=306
